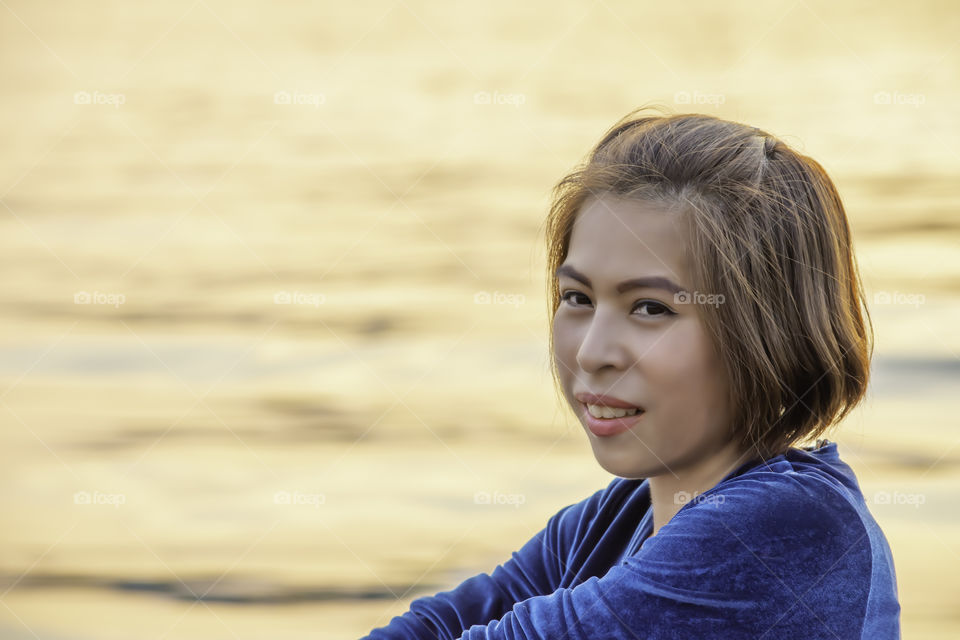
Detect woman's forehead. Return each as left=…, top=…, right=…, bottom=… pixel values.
left=567, top=196, right=691, bottom=281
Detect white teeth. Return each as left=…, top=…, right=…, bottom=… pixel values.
left=586, top=404, right=642, bottom=419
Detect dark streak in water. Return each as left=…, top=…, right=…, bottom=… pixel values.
left=843, top=443, right=960, bottom=472
left=869, top=355, right=960, bottom=396
left=857, top=218, right=960, bottom=237
left=0, top=304, right=408, bottom=336
left=68, top=418, right=382, bottom=450
left=1, top=573, right=439, bottom=605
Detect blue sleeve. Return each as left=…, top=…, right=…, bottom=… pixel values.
left=455, top=474, right=877, bottom=640
left=360, top=488, right=605, bottom=640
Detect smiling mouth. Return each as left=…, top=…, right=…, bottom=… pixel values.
left=580, top=402, right=646, bottom=437
left=582, top=402, right=645, bottom=419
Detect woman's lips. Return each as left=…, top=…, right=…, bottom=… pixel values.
left=581, top=402, right=645, bottom=437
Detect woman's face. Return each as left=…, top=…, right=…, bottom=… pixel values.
left=553, top=193, right=736, bottom=479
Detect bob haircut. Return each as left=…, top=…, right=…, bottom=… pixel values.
left=543, top=106, right=874, bottom=461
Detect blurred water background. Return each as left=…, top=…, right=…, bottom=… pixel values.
left=1, top=0, right=959, bottom=637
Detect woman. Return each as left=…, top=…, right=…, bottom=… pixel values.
left=360, top=107, right=901, bottom=639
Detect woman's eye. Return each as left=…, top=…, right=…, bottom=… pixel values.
left=559, top=291, right=674, bottom=317
left=560, top=291, right=591, bottom=307
left=633, top=301, right=672, bottom=317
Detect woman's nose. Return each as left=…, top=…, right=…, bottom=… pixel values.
left=576, top=312, right=633, bottom=372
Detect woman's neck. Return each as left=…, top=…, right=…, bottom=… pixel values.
left=647, top=438, right=757, bottom=538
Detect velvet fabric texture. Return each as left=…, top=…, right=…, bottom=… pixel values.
left=361, top=440, right=900, bottom=639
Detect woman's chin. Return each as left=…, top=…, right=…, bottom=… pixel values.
left=589, top=443, right=655, bottom=479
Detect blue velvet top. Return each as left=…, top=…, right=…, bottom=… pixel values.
left=361, top=440, right=901, bottom=639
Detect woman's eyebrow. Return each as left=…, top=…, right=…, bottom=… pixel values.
left=555, top=264, right=684, bottom=295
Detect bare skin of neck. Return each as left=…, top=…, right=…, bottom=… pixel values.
left=647, top=438, right=758, bottom=538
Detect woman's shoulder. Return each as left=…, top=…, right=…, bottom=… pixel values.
left=674, top=440, right=873, bottom=547
left=622, top=443, right=898, bottom=636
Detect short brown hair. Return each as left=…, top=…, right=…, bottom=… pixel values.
left=542, top=106, right=874, bottom=460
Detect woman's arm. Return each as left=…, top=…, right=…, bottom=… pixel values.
left=360, top=488, right=607, bottom=640
left=414, top=476, right=880, bottom=640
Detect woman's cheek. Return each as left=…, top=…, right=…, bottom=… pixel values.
left=552, top=328, right=578, bottom=393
